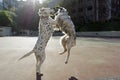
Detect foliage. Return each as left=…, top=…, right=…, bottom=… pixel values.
left=0, top=10, right=15, bottom=26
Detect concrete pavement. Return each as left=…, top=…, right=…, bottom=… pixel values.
left=0, top=37, right=120, bottom=80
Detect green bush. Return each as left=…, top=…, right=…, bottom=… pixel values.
left=0, top=10, right=14, bottom=26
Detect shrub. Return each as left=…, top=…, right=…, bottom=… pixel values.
left=0, top=10, right=14, bottom=26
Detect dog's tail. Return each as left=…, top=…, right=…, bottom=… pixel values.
left=18, top=50, right=34, bottom=61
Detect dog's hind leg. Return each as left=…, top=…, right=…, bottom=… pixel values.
left=59, top=35, right=67, bottom=55
left=35, top=50, right=45, bottom=80
left=65, top=38, right=72, bottom=64
left=65, top=46, right=71, bottom=64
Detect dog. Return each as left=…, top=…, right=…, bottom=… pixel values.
left=19, top=7, right=55, bottom=79
left=54, top=7, right=76, bottom=64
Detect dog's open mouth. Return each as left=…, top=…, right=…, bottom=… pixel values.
left=50, top=10, right=55, bottom=16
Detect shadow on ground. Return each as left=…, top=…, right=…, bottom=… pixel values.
left=68, top=76, right=78, bottom=80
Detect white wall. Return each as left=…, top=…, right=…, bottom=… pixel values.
left=0, top=27, right=12, bottom=36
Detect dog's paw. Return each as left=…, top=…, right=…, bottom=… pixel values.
left=69, top=76, right=78, bottom=80
left=36, top=73, right=43, bottom=76
left=36, top=73, right=43, bottom=80
left=59, top=52, right=64, bottom=55
left=40, top=73, right=43, bottom=76
left=65, top=61, right=68, bottom=64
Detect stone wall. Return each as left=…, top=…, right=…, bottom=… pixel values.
left=0, top=27, right=12, bottom=36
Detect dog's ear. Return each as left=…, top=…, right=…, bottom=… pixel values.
left=53, top=7, right=57, bottom=11
left=59, top=7, right=63, bottom=10
left=55, top=7, right=63, bottom=11
left=40, top=7, right=45, bottom=11
left=57, top=7, right=63, bottom=13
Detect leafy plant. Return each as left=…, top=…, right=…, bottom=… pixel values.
left=0, top=10, right=15, bottom=26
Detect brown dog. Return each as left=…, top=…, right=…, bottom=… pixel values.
left=54, top=7, right=76, bottom=64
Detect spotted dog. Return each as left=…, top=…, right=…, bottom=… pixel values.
left=54, top=7, right=76, bottom=64
left=19, top=7, right=55, bottom=79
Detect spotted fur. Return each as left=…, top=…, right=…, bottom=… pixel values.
left=19, top=7, right=55, bottom=75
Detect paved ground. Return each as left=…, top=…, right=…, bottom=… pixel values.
left=0, top=37, right=120, bottom=80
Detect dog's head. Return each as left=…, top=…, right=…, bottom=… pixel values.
left=38, top=7, right=55, bottom=17
left=57, top=7, right=68, bottom=14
